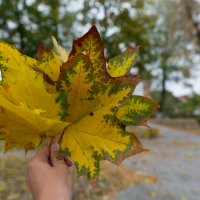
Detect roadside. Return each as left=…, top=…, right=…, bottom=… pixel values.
left=151, top=118, right=200, bottom=135
left=112, top=123, right=200, bottom=200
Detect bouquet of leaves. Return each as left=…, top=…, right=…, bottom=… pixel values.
left=0, top=26, right=158, bottom=180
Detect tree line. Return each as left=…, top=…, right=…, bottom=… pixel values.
left=0, top=0, right=200, bottom=117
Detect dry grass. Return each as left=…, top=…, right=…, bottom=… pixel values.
left=73, top=161, right=157, bottom=200
left=0, top=154, right=157, bottom=200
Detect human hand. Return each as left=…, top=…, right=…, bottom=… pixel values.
left=27, top=142, right=72, bottom=200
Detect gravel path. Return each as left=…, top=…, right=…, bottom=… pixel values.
left=113, top=123, right=200, bottom=200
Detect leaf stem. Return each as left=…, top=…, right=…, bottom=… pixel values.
left=58, top=126, right=68, bottom=145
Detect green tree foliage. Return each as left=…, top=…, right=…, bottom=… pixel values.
left=176, top=93, right=200, bottom=119
left=151, top=90, right=200, bottom=122
left=0, top=0, right=75, bottom=56
left=151, top=90, right=178, bottom=117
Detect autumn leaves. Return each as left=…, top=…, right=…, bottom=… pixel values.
left=0, top=26, right=158, bottom=179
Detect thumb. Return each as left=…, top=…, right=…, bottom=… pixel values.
left=50, top=142, right=66, bottom=167
left=34, top=144, right=50, bottom=163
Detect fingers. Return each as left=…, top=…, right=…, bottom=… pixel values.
left=64, top=157, right=73, bottom=167
left=50, top=142, right=66, bottom=167
left=33, top=144, right=50, bottom=163
left=32, top=141, right=73, bottom=168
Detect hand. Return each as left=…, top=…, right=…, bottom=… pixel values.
left=27, top=142, right=72, bottom=200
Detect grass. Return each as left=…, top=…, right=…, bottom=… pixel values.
left=0, top=152, right=157, bottom=200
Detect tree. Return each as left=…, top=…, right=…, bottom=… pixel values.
left=0, top=0, right=76, bottom=56
left=151, top=0, right=192, bottom=114
left=151, top=90, right=178, bottom=117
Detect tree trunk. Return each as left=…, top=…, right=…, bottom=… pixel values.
left=159, top=66, right=167, bottom=114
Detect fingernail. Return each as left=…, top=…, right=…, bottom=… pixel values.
left=65, top=157, right=73, bottom=167
left=52, top=142, right=60, bottom=151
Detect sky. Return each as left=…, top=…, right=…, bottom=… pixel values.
left=166, top=81, right=200, bottom=97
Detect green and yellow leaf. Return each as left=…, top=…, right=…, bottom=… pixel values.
left=60, top=92, right=145, bottom=178
left=69, top=26, right=109, bottom=95
left=107, top=47, right=138, bottom=77
left=57, top=27, right=156, bottom=179
left=57, top=53, right=94, bottom=121
left=0, top=26, right=158, bottom=180
left=117, top=95, right=159, bottom=126
left=69, top=26, right=105, bottom=73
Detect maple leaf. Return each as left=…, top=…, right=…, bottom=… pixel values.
left=0, top=42, right=69, bottom=151
left=107, top=47, right=138, bottom=78
left=56, top=26, right=158, bottom=179
left=0, top=26, right=158, bottom=180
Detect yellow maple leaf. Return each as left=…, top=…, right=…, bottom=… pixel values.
left=0, top=42, right=69, bottom=151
